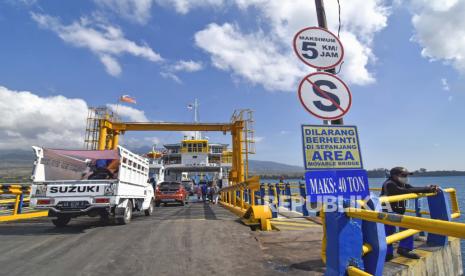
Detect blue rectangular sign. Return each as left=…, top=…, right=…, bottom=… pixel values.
left=305, top=169, right=370, bottom=202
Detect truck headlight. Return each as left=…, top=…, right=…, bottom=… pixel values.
left=104, top=183, right=115, bottom=196
left=35, top=184, right=47, bottom=197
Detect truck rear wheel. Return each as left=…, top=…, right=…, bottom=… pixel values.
left=144, top=199, right=154, bottom=216
left=117, top=200, right=132, bottom=225
left=52, top=215, right=71, bottom=227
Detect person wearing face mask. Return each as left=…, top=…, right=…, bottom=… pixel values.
left=381, top=167, right=439, bottom=261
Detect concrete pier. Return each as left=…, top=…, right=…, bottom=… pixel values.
left=0, top=203, right=462, bottom=275
left=252, top=220, right=463, bottom=275
left=384, top=237, right=463, bottom=276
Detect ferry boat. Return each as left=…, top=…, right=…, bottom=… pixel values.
left=146, top=136, right=233, bottom=188
left=145, top=99, right=233, bottom=188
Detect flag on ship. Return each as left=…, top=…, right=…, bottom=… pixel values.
left=119, top=95, right=136, bottom=104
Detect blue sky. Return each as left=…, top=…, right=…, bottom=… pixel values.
left=0, top=0, right=464, bottom=170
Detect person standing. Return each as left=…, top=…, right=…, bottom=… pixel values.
left=381, top=167, right=439, bottom=261
left=201, top=183, right=207, bottom=202
left=196, top=185, right=202, bottom=201
left=212, top=183, right=220, bottom=204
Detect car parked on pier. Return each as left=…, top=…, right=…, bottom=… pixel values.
left=155, top=181, right=188, bottom=206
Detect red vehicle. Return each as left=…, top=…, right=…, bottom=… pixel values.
left=155, top=182, right=188, bottom=206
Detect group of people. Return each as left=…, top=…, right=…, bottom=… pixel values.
left=195, top=182, right=220, bottom=204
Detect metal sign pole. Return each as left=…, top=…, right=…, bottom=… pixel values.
left=315, top=0, right=343, bottom=126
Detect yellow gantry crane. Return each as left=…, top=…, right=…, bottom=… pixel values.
left=95, top=110, right=254, bottom=185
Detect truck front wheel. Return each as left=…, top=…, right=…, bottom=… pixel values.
left=117, top=200, right=132, bottom=225
left=52, top=215, right=71, bottom=227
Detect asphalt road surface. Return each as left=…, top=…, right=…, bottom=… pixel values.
left=0, top=201, right=279, bottom=276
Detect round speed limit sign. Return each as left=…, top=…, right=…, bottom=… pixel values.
left=293, top=27, right=344, bottom=69
left=298, top=72, right=352, bottom=120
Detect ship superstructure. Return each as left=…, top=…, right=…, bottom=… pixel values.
left=160, top=137, right=232, bottom=186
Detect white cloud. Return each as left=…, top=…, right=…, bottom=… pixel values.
left=160, top=60, right=203, bottom=83
left=410, top=0, right=459, bottom=12
left=160, top=71, right=182, bottom=83
left=107, top=104, right=149, bottom=122
left=99, top=54, right=122, bottom=76
left=0, top=85, right=153, bottom=149
left=441, top=78, right=450, bottom=91
left=155, top=0, right=225, bottom=14
left=194, top=0, right=389, bottom=91
left=0, top=86, right=88, bottom=149
left=195, top=23, right=306, bottom=91
left=94, top=0, right=155, bottom=24
left=31, top=13, right=162, bottom=76
left=410, top=1, right=465, bottom=74
left=172, top=60, right=203, bottom=72
left=254, top=136, right=264, bottom=143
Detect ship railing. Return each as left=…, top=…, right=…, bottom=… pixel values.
left=0, top=183, right=48, bottom=222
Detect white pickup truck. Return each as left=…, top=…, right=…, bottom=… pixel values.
left=30, top=146, right=155, bottom=227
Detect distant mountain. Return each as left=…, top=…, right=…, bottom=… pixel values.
left=248, top=160, right=304, bottom=174
left=0, top=149, right=303, bottom=173
left=0, top=150, right=34, bottom=168
left=1, top=150, right=462, bottom=179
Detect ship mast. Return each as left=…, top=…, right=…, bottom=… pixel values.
left=193, top=98, right=201, bottom=140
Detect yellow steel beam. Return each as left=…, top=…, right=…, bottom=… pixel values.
left=13, top=195, right=20, bottom=215
left=444, top=188, right=460, bottom=218
left=112, top=131, right=119, bottom=150
left=103, top=120, right=233, bottom=132
left=386, top=228, right=421, bottom=245
left=347, top=266, right=372, bottom=276
left=0, top=198, right=30, bottom=204
left=99, top=119, right=244, bottom=184
left=0, top=211, right=48, bottom=222
left=379, top=192, right=435, bottom=203
left=346, top=208, right=465, bottom=239
left=362, top=229, right=421, bottom=255
left=98, top=122, right=107, bottom=150
left=0, top=189, right=28, bottom=195
left=219, top=201, right=247, bottom=217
